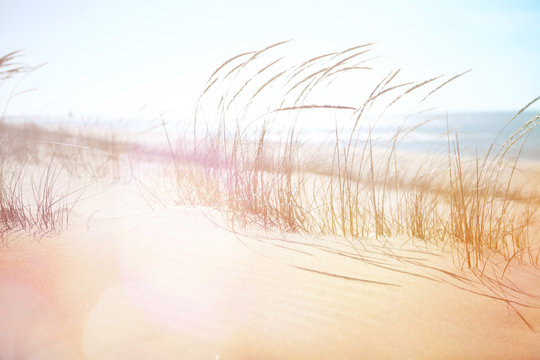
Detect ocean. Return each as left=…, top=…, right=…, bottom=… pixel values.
left=4, top=111, right=539, bottom=160
left=264, top=110, right=540, bottom=160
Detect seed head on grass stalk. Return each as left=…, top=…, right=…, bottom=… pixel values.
left=184, top=42, right=539, bottom=270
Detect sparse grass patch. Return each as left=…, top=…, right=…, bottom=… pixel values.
left=0, top=149, right=78, bottom=243
left=0, top=52, right=82, bottom=242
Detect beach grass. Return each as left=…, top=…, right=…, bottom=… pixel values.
left=1, top=45, right=539, bottom=269
left=169, top=42, right=540, bottom=269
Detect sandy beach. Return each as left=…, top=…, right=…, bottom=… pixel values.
left=1, top=175, right=540, bottom=359
left=2, top=40, right=540, bottom=359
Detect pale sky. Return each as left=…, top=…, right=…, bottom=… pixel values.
left=1, top=0, right=539, bottom=120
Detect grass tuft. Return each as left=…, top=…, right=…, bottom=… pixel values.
left=169, top=43, right=540, bottom=269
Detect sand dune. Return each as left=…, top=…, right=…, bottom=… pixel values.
left=2, top=41, right=540, bottom=360
left=1, top=181, right=539, bottom=359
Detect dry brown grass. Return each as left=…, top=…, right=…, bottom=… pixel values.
left=0, top=139, right=77, bottom=242
left=0, top=53, right=96, bottom=241
left=168, top=42, right=540, bottom=269
left=2, top=46, right=538, bottom=268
